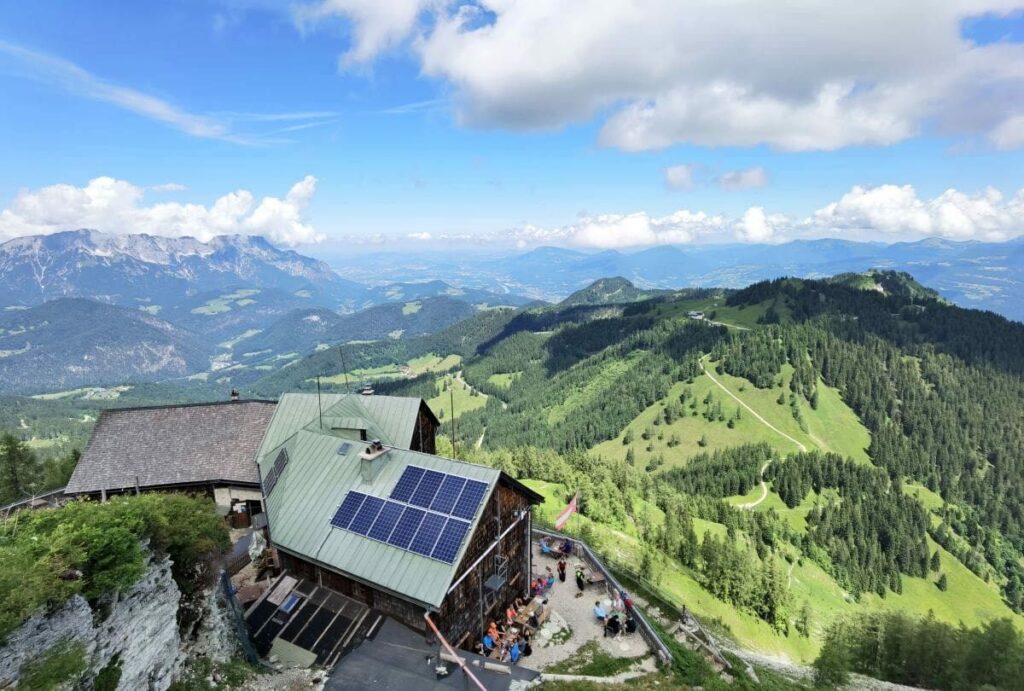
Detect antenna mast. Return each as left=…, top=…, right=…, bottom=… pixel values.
left=339, top=346, right=351, bottom=393
left=316, top=375, right=324, bottom=430
left=450, top=379, right=457, bottom=458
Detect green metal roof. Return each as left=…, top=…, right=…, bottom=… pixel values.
left=260, top=435, right=498, bottom=609
left=256, top=393, right=500, bottom=609
left=261, top=393, right=422, bottom=452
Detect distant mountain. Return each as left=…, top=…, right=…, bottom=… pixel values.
left=358, top=280, right=534, bottom=310
left=827, top=270, right=944, bottom=302
left=0, top=298, right=208, bottom=394
left=238, top=296, right=479, bottom=361
left=332, top=237, right=1024, bottom=322
left=0, top=230, right=366, bottom=310
left=560, top=277, right=668, bottom=306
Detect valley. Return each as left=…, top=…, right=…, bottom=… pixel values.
left=4, top=241, right=1024, bottom=682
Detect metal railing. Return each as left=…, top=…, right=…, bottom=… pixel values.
left=532, top=526, right=672, bottom=665
left=219, top=569, right=262, bottom=665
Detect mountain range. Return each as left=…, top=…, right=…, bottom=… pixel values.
left=331, top=237, right=1024, bottom=322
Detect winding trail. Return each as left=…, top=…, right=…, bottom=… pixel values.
left=699, top=360, right=807, bottom=453
left=737, top=461, right=772, bottom=509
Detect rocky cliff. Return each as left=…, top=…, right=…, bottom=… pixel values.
left=0, top=555, right=235, bottom=690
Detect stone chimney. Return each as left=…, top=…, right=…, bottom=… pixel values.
left=359, top=439, right=389, bottom=483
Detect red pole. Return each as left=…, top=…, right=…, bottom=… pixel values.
left=423, top=612, right=488, bottom=691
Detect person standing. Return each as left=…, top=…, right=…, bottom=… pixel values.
left=575, top=565, right=586, bottom=598
left=557, top=557, right=567, bottom=583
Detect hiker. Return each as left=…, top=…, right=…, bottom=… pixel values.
left=482, top=632, right=496, bottom=655
left=557, top=557, right=567, bottom=583
left=611, top=590, right=624, bottom=611
left=560, top=539, right=573, bottom=556
left=545, top=566, right=556, bottom=590
left=487, top=620, right=499, bottom=641
left=625, top=612, right=638, bottom=634
left=593, top=600, right=607, bottom=622
left=520, top=629, right=533, bottom=657
left=575, top=565, right=586, bottom=597
left=506, top=603, right=517, bottom=624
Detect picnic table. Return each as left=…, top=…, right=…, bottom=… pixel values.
left=513, top=596, right=548, bottom=630
left=587, top=570, right=607, bottom=588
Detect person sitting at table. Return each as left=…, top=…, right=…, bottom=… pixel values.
left=482, top=632, right=496, bottom=655
left=625, top=612, right=638, bottom=634
left=514, top=596, right=525, bottom=611
left=611, top=590, right=624, bottom=611
left=509, top=636, right=521, bottom=664
left=593, top=600, right=607, bottom=622
left=604, top=613, right=622, bottom=638
left=506, top=603, right=517, bottom=624
left=487, top=620, right=500, bottom=641
left=520, top=630, right=534, bottom=657
left=560, top=539, right=573, bottom=556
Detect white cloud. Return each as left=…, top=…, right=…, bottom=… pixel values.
left=718, top=167, right=768, bottom=191
left=0, top=175, right=324, bottom=246
left=297, top=1, right=1024, bottom=152
left=990, top=114, right=1024, bottom=150
left=735, top=207, right=783, bottom=242
left=294, top=0, right=431, bottom=67
left=810, top=183, right=1024, bottom=241
left=0, top=40, right=337, bottom=145
left=150, top=182, right=187, bottom=192
left=664, top=165, right=697, bottom=191
left=407, top=231, right=433, bottom=240
left=511, top=209, right=725, bottom=250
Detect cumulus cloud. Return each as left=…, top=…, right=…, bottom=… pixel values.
left=0, top=176, right=324, bottom=246
left=296, top=1, right=1024, bottom=151
left=510, top=209, right=725, bottom=250
left=493, top=182, right=1024, bottom=250
left=718, top=167, right=768, bottom=191
left=811, top=183, right=1024, bottom=241
left=664, top=165, right=697, bottom=191
left=735, top=207, right=783, bottom=242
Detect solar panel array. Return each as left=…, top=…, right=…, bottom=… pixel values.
left=388, top=466, right=489, bottom=520
left=262, top=448, right=291, bottom=497
left=328, top=466, right=490, bottom=565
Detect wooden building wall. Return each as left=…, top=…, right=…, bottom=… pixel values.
left=435, top=482, right=532, bottom=647
left=280, top=551, right=428, bottom=632
left=411, top=402, right=437, bottom=454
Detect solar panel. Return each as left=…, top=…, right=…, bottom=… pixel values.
left=262, top=465, right=279, bottom=496
left=367, top=501, right=404, bottom=542
left=410, top=470, right=445, bottom=508
left=349, top=496, right=385, bottom=535
left=452, top=480, right=489, bottom=520
left=331, top=492, right=366, bottom=530
left=390, top=466, right=425, bottom=502
left=327, top=466, right=489, bottom=565
left=429, top=475, right=467, bottom=514
left=337, top=442, right=353, bottom=456
left=409, top=513, right=446, bottom=557
left=387, top=507, right=426, bottom=549
left=273, top=449, right=289, bottom=477
left=431, top=518, right=470, bottom=564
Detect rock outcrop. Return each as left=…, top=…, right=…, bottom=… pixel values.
left=0, top=556, right=188, bottom=690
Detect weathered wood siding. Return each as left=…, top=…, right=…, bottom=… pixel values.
left=280, top=552, right=427, bottom=632
left=412, top=402, right=437, bottom=454
left=435, top=482, right=531, bottom=646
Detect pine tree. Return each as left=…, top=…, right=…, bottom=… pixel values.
left=930, top=550, right=941, bottom=572
left=937, top=573, right=948, bottom=591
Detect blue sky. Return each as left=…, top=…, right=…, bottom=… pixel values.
left=1, top=1, right=1023, bottom=252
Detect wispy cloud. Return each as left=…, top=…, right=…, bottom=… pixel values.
left=0, top=40, right=335, bottom=146
left=379, top=97, right=447, bottom=115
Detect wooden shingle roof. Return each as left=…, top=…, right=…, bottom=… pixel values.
left=65, top=400, right=277, bottom=494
